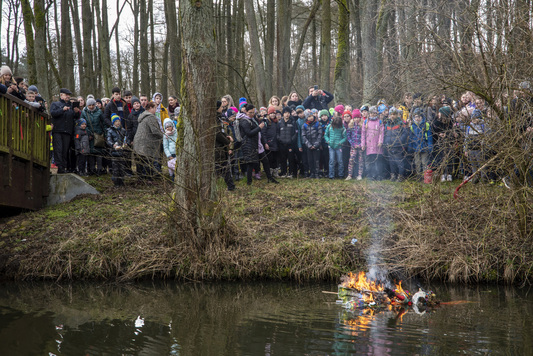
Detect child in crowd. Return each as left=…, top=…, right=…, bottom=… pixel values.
left=409, top=108, right=433, bottom=177
left=325, top=116, right=347, bottom=179
left=383, top=108, right=408, bottom=181
left=24, top=90, right=45, bottom=112
left=318, top=110, right=330, bottom=178
left=301, top=109, right=323, bottom=178
left=432, top=106, right=456, bottom=182
left=346, top=109, right=364, bottom=180
left=74, top=119, right=90, bottom=176
left=362, top=106, right=384, bottom=180
left=341, top=109, right=352, bottom=177
left=295, top=105, right=308, bottom=177
left=464, top=109, right=487, bottom=183
left=263, top=107, right=280, bottom=177
left=107, top=114, right=127, bottom=186
left=163, top=118, right=177, bottom=181
left=277, top=106, right=298, bottom=178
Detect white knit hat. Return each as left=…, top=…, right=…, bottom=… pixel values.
left=0, top=65, right=13, bottom=76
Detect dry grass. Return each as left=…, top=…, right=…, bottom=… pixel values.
left=1, top=174, right=531, bottom=284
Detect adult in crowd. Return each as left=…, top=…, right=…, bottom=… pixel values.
left=104, top=87, right=132, bottom=175
left=81, top=97, right=107, bottom=175
left=50, top=88, right=79, bottom=174
left=302, top=85, right=334, bottom=111
left=133, top=102, right=164, bottom=183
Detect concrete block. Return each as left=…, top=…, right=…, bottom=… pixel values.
left=46, top=174, right=99, bottom=206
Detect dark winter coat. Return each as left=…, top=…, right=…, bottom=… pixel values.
left=125, top=107, right=145, bottom=145
left=104, top=98, right=131, bottom=128
left=261, top=119, right=279, bottom=151
left=74, top=126, right=90, bottom=154
left=383, top=119, right=409, bottom=151
left=133, top=111, right=164, bottom=160
left=286, top=99, right=302, bottom=110
left=432, top=116, right=454, bottom=149
left=277, top=117, right=298, bottom=148
left=301, top=120, right=323, bottom=149
left=238, top=113, right=262, bottom=163
left=302, top=90, right=334, bottom=111
left=50, top=99, right=77, bottom=135
left=215, top=118, right=231, bottom=164
left=106, top=126, right=126, bottom=156
left=409, top=119, right=433, bottom=153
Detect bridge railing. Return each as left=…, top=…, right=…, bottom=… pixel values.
left=0, top=93, right=50, bottom=168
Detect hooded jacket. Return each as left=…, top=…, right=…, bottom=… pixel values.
left=162, top=118, right=177, bottom=158
left=301, top=119, right=323, bottom=149
left=324, top=125, right=347, bottom=149
left=362, top=117, right=384, bottom=155
left=153, top=92, right=169, bottom=129
left=74, top=126, right=90, bottom=154
left=409, top=117, right=433, bottom=153
left=238, top=112, right=263, bottom=163
left=383, top=117, right=408, bottom=151
left=261, top=118, right=279, bottom=151
left=277, top=117, right=298, bottom=148
left=134, top=110, right=164, bottom=159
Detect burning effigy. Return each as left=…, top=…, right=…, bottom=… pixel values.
left=337, top=272, right=439, bottom=311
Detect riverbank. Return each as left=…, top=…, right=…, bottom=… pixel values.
left=0, top=174, right=531, bottom=283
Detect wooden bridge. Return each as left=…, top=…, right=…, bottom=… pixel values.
left=0, top=94, right=50, bottom=211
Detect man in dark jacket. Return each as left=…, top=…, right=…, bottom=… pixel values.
left=302, top=85, right=334, bottom=111
left=50, top=88, right=79, bottom=173
left=277, top=106, right=298, bottom=178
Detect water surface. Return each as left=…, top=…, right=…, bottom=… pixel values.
left=0, top=281, right=531, bottom=355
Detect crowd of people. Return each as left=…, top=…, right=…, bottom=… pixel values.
left=2, top=62, right=532, bottom=190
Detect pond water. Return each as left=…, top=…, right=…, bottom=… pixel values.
left=0, top=281, right=531, bottom=355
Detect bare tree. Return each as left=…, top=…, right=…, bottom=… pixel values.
left=319, top=0, right=331, bottom=90
left=334, top=0, right=350, bottom=103
left=244, top=0, right=267, bottom=105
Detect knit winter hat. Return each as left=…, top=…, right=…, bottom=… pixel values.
left=87, top=98, right=97, bottom=106
left=225, top=108, right=236, bottom=118
left=334, top=104, right=345, bottom=115
left=360, top=104, right=370, bottom=112
left=412, top=107, right=423, bottom=117
left=352, top=109, right=361, bottom=118
left=0, top=65, right=12, bottom=76
left=311, top=109, right=318, bottom=115
left=329, top=108, right=335, bottom=116
left=295, top=105, right=305, bottom=113
left=229, top=106, right=238, bottom=113
left=78, top=118, right=87, bottom=126
left=319, top=109, right=329, bottom=118
left=239, top=97, right=247, bottom=105
left=439, top=106, right=452, bottom=118
left=377, top=104, right=388, bottom=114
left=28, top=85, right=38, bottom=93
left=369, top=106, right=378, bottom=114
left=268, top=106, right=277, bottom=115
left=239, top=101, right=248, bottom=110
left=111, top=114, right=121, bottom=125
left=130, top=96, right=140, bottom=106
left=343, top=110, right=352, bottom=117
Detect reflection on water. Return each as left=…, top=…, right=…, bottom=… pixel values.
left=0, top=281, right=531, bottom=355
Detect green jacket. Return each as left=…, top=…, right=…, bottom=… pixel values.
left=324, top=125, right=347, bottom=149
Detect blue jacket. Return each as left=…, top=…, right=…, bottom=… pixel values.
left=383, top=119, right=408, bottom=151
left=409, top=119, right=433, bottom=153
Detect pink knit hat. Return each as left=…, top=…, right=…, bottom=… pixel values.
left=334, top=104, right=345, bottom=115
left=352, top=109, right=361, bottom=119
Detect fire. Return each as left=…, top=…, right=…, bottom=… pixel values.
left=340, top=272, right=385, bottom=292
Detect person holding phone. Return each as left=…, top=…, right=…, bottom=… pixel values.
left=302, top=84, right=334, bottom=111
left=50, top=88, right=78, bottom=174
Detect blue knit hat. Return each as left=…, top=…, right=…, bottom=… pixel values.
left=111, top=114, right=121, bottom=125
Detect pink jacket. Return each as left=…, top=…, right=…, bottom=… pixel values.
left=362, top=118, right=384, bottom=155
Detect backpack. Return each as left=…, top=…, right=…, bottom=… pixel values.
left=410, top=121, right=430, bottom=141
left=233, top=116, right=247, bottom=143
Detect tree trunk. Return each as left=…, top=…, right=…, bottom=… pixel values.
left=70, top=0, right=85, bottom=94
left=276, top=0, right=292, bottom=95
left=234, top=0, right=245, bottom=99
left=94, top=0, right=112, bottom=95
left=288, top=0, right=320, bottom=88
left=132, top=0, right=140, bottom=95
left=311, top=17, right=318, bottom=84
left=149, top=0, right=156, bottom=94
left=20, top=0, right=36, bottom=84
left=334, top=0, right=350, bottom=104
left=34, top=0, right=50, bottom=101
left=175, top=0, right=219, bottom=251
left=115, top=0, right=123, bottom=89
left=320, top=0, right=331, bottom=89
left=160, top=35, right=169, bottom=101
left=139, top=0, right=150, bottom=96
left=351, top=0, right=363, bottom=87
left=166, top=0, right=180, bottom=95
left=264, top=0, right=275, bottom=97
left=244, top=0, right=267, bottom=105
left=360, top=0, right=378, bottom=103
left=60, top=0, right=75, bottom=92
left=82, top=0, right=94, bottom=95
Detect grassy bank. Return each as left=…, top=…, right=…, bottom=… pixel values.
left=0, top=174, right=531, bottom=284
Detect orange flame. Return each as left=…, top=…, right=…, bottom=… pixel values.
left=341, top=272, right=385, bottom=292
